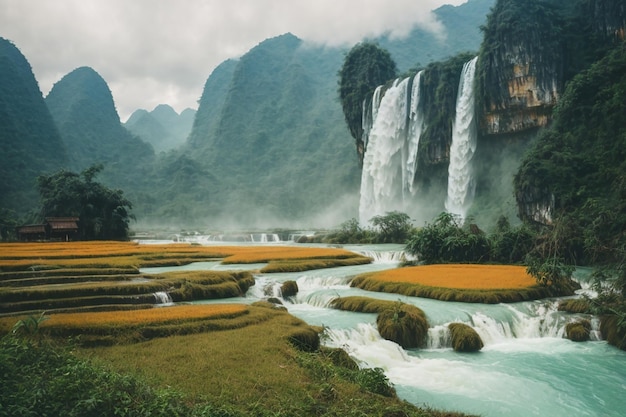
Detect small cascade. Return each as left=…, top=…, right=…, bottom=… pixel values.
left=355, top=250, right=407, bottom=264
left=445, top=56, right=479, bottom=222
left=295, top=275, right=352, bottom=291
left=249, top=233, right=281, bottom=243
left=423, top=300, right=588, bottom=348
left=295, top=291, right=341, bottom=308
left=249, top=276, right=282, bottom=299
left=427, top=324, right=452, bottom=349
left=324, top=323, right=411, bottom=366
left=153, top=291, right=173, bottom=305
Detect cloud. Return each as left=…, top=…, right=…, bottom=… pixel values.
left=1, top=0, right=466, bottom=121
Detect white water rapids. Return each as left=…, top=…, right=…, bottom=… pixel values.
left=143, top=242, right=626, bottom=417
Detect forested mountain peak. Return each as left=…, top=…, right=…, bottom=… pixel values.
left=46, top=66, right=121, bottom=128
left=0, top=37, right=67, bottom=213
left=45, top=66, right=154, bottom=190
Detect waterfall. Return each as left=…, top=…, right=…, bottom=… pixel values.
left=153, top=291, right=173, bottom=305
left=249, top=233, right=281, bottom=243
left=445, top=56, right=478, bottom=222
left=359, top=72, right=425, bottom=224
left=404, top=70, right=425, bottom=198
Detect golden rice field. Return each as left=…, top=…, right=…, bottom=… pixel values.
left=42, top=304, right=248, bottom=328
left=371, top=264, right=536, bottom=290
left=0, top=241, right=369, bottom=272
left=350, top=263, right=566, bottom=303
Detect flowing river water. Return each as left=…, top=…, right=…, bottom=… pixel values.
left=140, top=242, right=626, bottom=417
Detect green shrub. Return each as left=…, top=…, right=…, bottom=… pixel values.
left=448, top=323, right=483, bottom=352
left=353, top=367, right=395, bottom=397
left=565, top=319, right=591, bottom=342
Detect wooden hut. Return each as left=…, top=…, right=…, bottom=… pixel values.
left=16, top=224, right=47, bottom=241
left=16, top=217, right=80, bottom=241
left=45, top=217, right=79, bottom=241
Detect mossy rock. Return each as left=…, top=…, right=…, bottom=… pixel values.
left=600, top=315, right=626, bottom=350
left=558, top=298, right=590, bottom=314
left=448, top=323, right=483, bottom=352
left=376, top=303, right=428, bottom=349
left=565, top=319, right=591, bottom=342
left=266, top=297, right=283, bottom=305
left=281, top=280, right=299, bottom=298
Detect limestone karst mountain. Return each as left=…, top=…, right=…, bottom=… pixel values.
left=45, top=66, right=155, bottom=193
left=0, top=37, right=68, bottom=213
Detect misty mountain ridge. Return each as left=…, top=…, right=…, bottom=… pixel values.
left=125, top=104, right=196, bottom=153
left=1, top=0, right=494, bottom=229
left=164, top=0, right=495, bottom=227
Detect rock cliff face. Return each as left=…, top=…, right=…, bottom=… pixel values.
left=477, top=0, right=563, bottom=138
left=507, top=0, right=626, bottom=225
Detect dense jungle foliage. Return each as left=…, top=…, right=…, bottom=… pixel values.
left=37, top=165, right=134, bottom=240
left=514, top=42, right=626, bottom=265
left=338, top=42, right=397, bottom=147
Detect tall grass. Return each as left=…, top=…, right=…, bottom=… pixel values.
left=81, top=308, right=472, bottom=417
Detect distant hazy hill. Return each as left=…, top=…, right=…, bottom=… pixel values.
left=378, top=0, right=495, bottom=71
left=173, top=33, right=361, bottom=227
left=125, top=104, right=195, bottom=152
left=45, top=66, right=154, bottom=191
left=0, top=37, right=68, bottom=213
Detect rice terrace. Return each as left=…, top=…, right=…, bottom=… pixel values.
left=2, top=239, right=625, bottom=417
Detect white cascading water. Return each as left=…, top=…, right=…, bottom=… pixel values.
left=404, top=70, right=425, bottom=197
left=359, top=72, right=425, bottom=224
left=445, top=56, right=479, bottom=222
left=153, top=291, right=173, bottom=305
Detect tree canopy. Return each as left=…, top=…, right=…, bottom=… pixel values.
left=37, top=165, right=134, bottom=240
left=338, top=42, right=397, bottom=149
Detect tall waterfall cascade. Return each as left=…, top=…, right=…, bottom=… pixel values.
left=359, top=57, right=479, bottom=224
left=359, top=71, right=425, bottom=224
left=445, top=56, right=479, bottom=222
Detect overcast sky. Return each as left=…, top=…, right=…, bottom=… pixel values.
left=1, top=0, right=467, bottom=121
